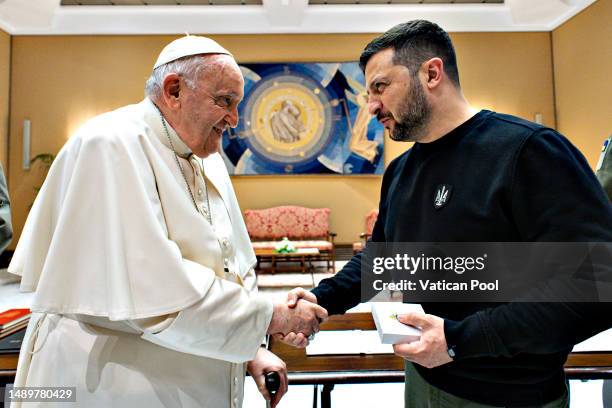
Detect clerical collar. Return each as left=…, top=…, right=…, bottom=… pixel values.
left=143, top=97, right=192, bottom=158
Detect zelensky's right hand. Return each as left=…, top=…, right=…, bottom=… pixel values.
left=286, top=287, right=318, bottom=309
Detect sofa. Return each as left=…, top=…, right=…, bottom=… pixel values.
left=244, top=206, right=336, bottom=272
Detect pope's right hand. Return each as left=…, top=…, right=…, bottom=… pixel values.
left=267, top=290, right=327, bottom=337
left=272, top=288, right=323, bottom=348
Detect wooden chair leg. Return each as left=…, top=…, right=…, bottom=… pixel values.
left=331, top=248, right=336, bottom=273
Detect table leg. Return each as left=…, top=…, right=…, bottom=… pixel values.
left=312, top=385, right=318, bottom=408
left=321, top=384, right=334, bottom=408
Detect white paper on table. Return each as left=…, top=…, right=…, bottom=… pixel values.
left=305, top=330, right=394, bottom=355
left=572, top=328, right=612, bottom=352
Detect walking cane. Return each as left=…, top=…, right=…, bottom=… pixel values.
left=265, top=371, right=281, bottom=408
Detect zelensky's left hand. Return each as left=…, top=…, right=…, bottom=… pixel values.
left=247, top=348, right=288, bottom=408
left=392, top=312, right=453, bottom=369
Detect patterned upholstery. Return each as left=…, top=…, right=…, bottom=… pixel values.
left=244, top=206, right=331, bottom=240
left=246, top=206, right=336, bottom=273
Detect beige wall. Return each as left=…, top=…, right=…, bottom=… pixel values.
left=0, top=29, right=9, bottom=172
left=8, top=32, right=555, bottom=246
left=553, top=0, right=612, bottom=168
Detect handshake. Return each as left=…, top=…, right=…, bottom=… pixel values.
left=266, top=287, right=326, bottom=348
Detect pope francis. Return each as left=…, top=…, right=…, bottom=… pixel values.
left=8, top=36, right=327, bottom=408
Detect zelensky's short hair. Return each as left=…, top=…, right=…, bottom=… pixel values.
left=359, top=20, right=461, bottom=87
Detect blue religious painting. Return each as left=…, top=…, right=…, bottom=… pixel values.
left=221, top=62, right=384, bottom=175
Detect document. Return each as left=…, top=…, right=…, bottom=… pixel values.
left=572, top=328, right=612, bottom=352
left=305, top=330, right=394, bottom=355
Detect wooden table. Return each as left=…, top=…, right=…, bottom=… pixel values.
left=269, top=313, right=612, bottom=408
left=2, top=314, right=610, bottom=405
left=255, top=248, right=320, bottom=273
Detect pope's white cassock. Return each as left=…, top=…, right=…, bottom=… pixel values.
left=8, top=97, right=273, bottom=407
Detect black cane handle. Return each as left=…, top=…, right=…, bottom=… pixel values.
left=264, top=371, right=281, bottom=398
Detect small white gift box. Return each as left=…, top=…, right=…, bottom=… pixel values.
left=371, top=302, right=424, bottom=344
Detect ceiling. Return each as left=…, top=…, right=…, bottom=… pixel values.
left=0, top=0, right=597, bottom=35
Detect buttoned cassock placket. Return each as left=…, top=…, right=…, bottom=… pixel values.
left=189, top=154, right=245, bottom=407
left=143, top=102, right=267, bottom=405
left=141, top=108, right=268, bottom=405
left=186, top=155, right=246, bottom=408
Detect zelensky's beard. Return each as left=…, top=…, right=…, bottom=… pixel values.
left=390, top=75, right=431, bottom=142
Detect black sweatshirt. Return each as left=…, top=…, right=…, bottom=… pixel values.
left=312, top=110, right=612, bottom=407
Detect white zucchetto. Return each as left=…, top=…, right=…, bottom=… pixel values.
left=153, top=35, right=232, bottom=70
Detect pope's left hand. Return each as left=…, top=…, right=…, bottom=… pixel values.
left=392, top=312, right=453, bottom=369
left=247, top=347, right=288, bottom=408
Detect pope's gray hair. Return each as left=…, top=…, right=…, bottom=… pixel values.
left=144, top=54, right=212, bottom=99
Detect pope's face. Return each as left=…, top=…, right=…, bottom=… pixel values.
left=365, top=48, right=431, bottom=142
left=179, top=55, right=244, bottom=158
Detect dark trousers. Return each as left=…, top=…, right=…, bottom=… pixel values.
left=404, top=362, right=569, bottom=408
